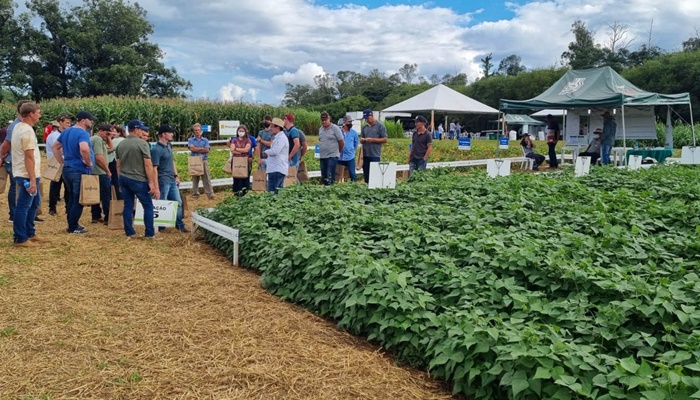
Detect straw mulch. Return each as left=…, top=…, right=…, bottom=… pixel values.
left=0, top=182, right=453, bottom=400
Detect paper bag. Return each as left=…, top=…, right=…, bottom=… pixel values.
left=232, top=157, right=248, bottom=178
left=42, top=156, right=63, bottom=182
left=297, top=161, right=309, bottom=183
left=0, top=165, right=7, bottom=194
left=223, top=156, right=233, bottom=174
left=79, top=174, right=100, bottom=206
left=357, top=146, right=363, bottom=168
left=335, top=165, right=347, bottom=183
left=188, top=156, right=204, bottom=176
left=252, top=170, right=266, bottom=192
left=108, top=186, right=124, bottom=230
left=283, top=166, right=297, bottom=187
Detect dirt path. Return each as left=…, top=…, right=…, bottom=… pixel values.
left=0, top=183, right=452, bottom=399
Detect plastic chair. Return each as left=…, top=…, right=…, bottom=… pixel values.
left=520, top=147, right=535, bottom=170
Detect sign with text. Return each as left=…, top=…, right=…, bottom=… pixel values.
left=499, top=136, right=509, bottom=150
left=458, top=137, right=471, bottom=150
left=314, top=144, right=320, bottom=159
left=135, top=200, right=177, bottom=227
left=219, top=120, right=240, bottom=137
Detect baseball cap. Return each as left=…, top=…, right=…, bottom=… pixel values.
left=157, top=124, right=175, bottom=135
left=75, top=110, right=97, bottom=121
left=415, top=115, right=428, bottom=124
left=284, top=114, right=295, bottom=124
left=98, top=123, right=112, bottom=132
left=320, top=111, right=330, bottom=120
left=362, top=109, right=373, bottom=119
left=127, top=120, right=149, bottom=131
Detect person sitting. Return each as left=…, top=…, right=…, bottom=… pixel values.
left=520, top=133, right=545, bottom=170
left=579, top=128, right=602, bottom=165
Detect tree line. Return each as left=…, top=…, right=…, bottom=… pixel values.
left=0, top=0, right=191, bottom=101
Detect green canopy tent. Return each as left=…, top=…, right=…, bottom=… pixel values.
left=499, top=66, right=695, bottom=147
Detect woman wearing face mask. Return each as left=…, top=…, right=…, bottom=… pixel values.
left=336, top=115, right=360, bottom=182
left=229, top=125, right=252, bottom=195
left=579, top=128, right=602, bottom=165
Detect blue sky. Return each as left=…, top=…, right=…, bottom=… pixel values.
left=44, top=0, right=700, bottom=104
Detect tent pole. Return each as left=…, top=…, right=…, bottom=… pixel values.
left=690, top=102, right=696, bottom=147
left=666, top=106, right=673, bottom=149
left=431, top=110, right=435, bottom=133
left=621, top=105, right=627, bottom=153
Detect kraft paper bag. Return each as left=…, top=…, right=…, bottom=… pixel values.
left=297, top=161, right=309, bottom=183
left=0, top=165, right=7, bottom=194
left=232, top=157, right=248, bottom=178
left=223, top=156, right=233, bottom=174
left=79, top=174, right=100, bottom=206
left=252, top=170, right=266, bottom=192
left=283, top=166, right=297, bottom=187
left=42, top=156, right=63, bottom=182
left=108, top=186, right=124, bottom=230
left=357, top=146, right=363, bottom=168
left=188, top=156, right=204, bottom=176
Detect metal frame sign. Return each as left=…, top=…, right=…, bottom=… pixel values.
left=499, top=136, right=509, bottom=150
left=458, top=137, right=471, bottom=150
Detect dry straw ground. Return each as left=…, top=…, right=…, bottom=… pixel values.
left=0, top=183, right=452, bottom=400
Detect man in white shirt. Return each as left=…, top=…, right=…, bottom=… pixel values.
left=263, top=118, right=289, bottom=194
left=46, top=115, right=72, bottom=216
left=11, top=101, right=42, bottom=247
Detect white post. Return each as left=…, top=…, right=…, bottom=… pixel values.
left=666, top=106, right=673, bottom=149
left=621, top=106, right=627, bottom=165
left=690, top=102, right=697, bottom=147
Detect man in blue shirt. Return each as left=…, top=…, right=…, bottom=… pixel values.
left=256, top=115, right=273, bottom=172
left=0, top=100, right=32, bottom=222
left=283, top=113, right=301, bottom=167
left=187, top=123, right=214, bottom=199
left=152, top=124, right=188, bottom=232
left=337, top=115, right=360, bottom=182
left=52, top=110, right=97, bottom=234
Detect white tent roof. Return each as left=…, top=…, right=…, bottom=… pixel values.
left=382, top=84, right=499, bottom=114
left=531, top=109, right=567, bottom=117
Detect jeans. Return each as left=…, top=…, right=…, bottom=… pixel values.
left=362, top=156, right=381, bottom=184
left=48, top=176, right=67, bottom=213
left=337, top=159, right=357, bottom=182
left=320, top=157, right=338, bottom=186
left=108, top=159, right=122, bottom=200
left=90, top=174, right=111, bottom=222
left=409, top=158, right=427, bottom=176
left=120, top=175, right=154, bottom=237
left=267, top=172, right=285, bottom=194
left=13, top=177, right=40, bottom=243
left=160, top=180, right=185, bottom=230
left=5, top=161, right=16, bottom=219
left=232, top=177, right=249, bottom=195
left=62, top=167, right=86, bottom=232
left=547, top=143, right=558, bottom=167
left=526, top=153, right=546, bottom=168
left=601, top=144, right=613, bottom=165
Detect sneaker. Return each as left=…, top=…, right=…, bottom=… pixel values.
left=66, top=225, right=86, bottom=233
left=49, top=210, right=57, bottom=216
left=103, top=220, right=108, bottom=226
left=14, top=240, right=37, bottom=247
left=191, top=194, right=200, bottom=199
left=91, top=218, right=104, bottom=224
left=28, top=235, right=42, bottom=242
left=69, top=227, right=88, bottom=234
left=126, top=234, right=137, bottom=240
left=207, top=195, right=215, bottom=200
left=34, top=217, right=44, bottom=222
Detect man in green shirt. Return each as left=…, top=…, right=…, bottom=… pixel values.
left=90, top=124, right=113, bottom=224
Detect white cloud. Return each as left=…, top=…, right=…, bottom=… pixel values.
left=219, top=83, right=246, bottom=102
left=271, top=63, right=326, bottom=86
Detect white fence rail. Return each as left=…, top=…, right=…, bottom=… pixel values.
left=191, top=209, right=240, bottom=267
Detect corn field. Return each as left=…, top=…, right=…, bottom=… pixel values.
left=1, top=97, right=322, bottom=142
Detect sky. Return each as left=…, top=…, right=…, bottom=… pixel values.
left=46, top=0, right=700, bottom=104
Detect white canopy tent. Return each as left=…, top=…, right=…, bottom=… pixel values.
left=382, top=84, right=499, bottom=132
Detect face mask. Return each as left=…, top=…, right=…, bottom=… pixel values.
left=237, top=131, right=245, bottom=137
left=263, top=122, right=270, bottom=128
left=594, top=135, right=600, bottom=139
left=345, top=123, right=352, bottom=128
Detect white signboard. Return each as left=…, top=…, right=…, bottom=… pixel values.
left=487, top=159, right=511, bottom=178
left=135, top=200, right=177, bottom=227
left=680, top=147, right=700, bottom=165
left=368, top=162, right=397, bottom=189
left=575, top=156, right=591, bottom=177
left=628, top=155, right=642, bottom=171
left=219, top=120, right=240, bottom=137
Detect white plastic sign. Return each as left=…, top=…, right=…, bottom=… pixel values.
left=575, top=156, right=591, bottom=177
left=458, top=137, right=471, bottom=151
left=680, top=146, right=700, bottom=165
left=499, top=136, right=509, bottom=150
left=487, top=159, right=511, bottom=178
left=368, top=162, right=397, bottom=189
left=219, top=120, right=240, bottom=137
left=628, top=155, right=642, bottom=171
left=314, top=144, right=320, bottom=159
left=135, top=200, right=177, bottom=227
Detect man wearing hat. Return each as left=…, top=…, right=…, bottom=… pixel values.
left=151, top=124, right=188, bottom=232
left=360, top=109, right=388, bottom=183
left=337, top=115, right=360, bottom=182
left=116, top=120, right=159, bottom=238
left=601, top=111, right=617, bottom=165
left=89, top=124, right=114, bottom=224
left=52, top=110, right=97, bottom=234
left=408, top=115, right=433, bottom=176
left=318, top=112, right=344, bottom=185
left=46, top=114, right=72, bottom=216
left=579, top=128, right=602, bottom=165
left=263, top=118, right=289, bottom=194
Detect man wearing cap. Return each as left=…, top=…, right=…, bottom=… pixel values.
left=89, top=124, right=113, bottom=224
left=264, top=118, right=289, bottom=194
left=318, top=112, right=345, bottom=186
left=579, top=128, right=602, bottom=165
left=11, top=102, right=42, bottom=247
left=283, top=114, right=301, bottom=176
left=52, top=110, right=97, bottom=234
left=187, top=123, right=214, bottom=199
left=1, top=100, right=32, bottom=222
left=601, top=111, right=617, bottom=165
left=338, top=115, right=360, bottom=182
left=256, top=115, right=273, bottom=172
left=46, top=113, right=72, bottom=216
left=360, top=109, right=388, bottom=183
left=151, top=124, right=188, bottom=232
left=408, top=116, right=433, bottom=176
left=117, top=120, right=159, bottom=238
